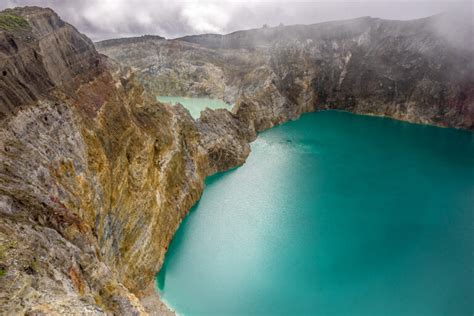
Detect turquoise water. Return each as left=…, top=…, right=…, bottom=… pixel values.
left=157, top=111, right=474, bottom=316
left=156, top=96, right=232, bottom=119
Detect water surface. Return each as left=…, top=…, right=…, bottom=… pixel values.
left=158, top=111, right=474, bottom=316
left=157, top=96, right=232, bottom=119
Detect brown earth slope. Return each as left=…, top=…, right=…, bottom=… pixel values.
left=0, top=6, right=248, bottom=315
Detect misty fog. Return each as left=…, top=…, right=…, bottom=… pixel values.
left=1, top=0, right=472, bottom=41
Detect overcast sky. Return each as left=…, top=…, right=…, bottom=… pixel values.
left=1, top=0, right=472, bottom=41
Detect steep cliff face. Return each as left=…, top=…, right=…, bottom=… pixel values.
left=98, top=14, right=474, bottom=129
left=95, top=38, right=266, bottom=104
left=0, top=7, right=103, bottom=120
left=0, top=7, right=244, bottom=315
left=1, top=6, right=473, bottom=315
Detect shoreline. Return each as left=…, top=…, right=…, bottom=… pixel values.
left=148, top=108, right=473, bottom=315
left=141, top=281, right=176, bottom=315
left=1, top=6, right=472, bottom=314
left=147, top=109, right=474, bottom=315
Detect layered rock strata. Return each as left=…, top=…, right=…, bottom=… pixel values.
left=1, top=6, right=473, bottom=315
left=0, top=7, right=245, bottom=315
left=98, top=14, right=474, bottom=129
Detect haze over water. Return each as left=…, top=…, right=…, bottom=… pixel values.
left=157, top=111, right=474, bottom=315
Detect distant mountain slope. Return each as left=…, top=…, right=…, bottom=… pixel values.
left=176, top=14, right=473, bottom=51
left=95, top=34, right=165, bottom=48
left=98, top=14, right=474, bottom=129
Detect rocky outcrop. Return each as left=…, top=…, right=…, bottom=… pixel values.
left=2, top=7, right=208, bottom=315
left=0, top=6, right=261, bottom=315
left=1, top=6, right=473, bottom=315
left=0, top=7, right=104, bottom=120
left=98, top=14, right=474, bottom=129
left=95, top=38, right=264, bottom=104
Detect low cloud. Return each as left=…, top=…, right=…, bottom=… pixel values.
left=1, top=0, right=471, bottom=41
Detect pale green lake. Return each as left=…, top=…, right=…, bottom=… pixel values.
left=156, top=96, right=232, bottom=119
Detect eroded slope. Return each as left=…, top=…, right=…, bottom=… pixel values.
left=98, top=14, right=474, bottom=129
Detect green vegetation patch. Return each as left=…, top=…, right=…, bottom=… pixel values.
left=0, top=268, right=5, bottom=277
left=0, top=11, right=30, bottom=31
